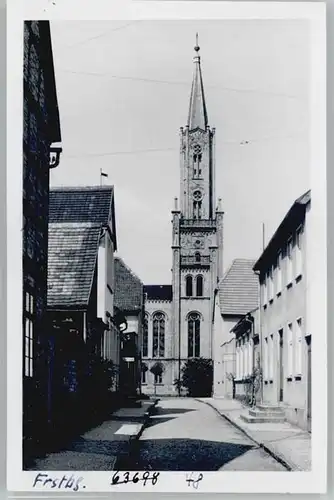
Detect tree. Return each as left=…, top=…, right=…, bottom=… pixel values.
left=150, top=361, right=164, bottom=396
left=179, top=358, right=213, bottom=397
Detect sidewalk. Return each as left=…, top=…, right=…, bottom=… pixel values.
left=28, top=399, right=158, bottom=471
left=198, top=398, right=311, bottom=471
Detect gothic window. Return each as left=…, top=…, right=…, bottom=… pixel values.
left=196, top=275, right=203, bottom=296
left=142, top=314, right=148, bottom=358
left=193, top=190, right=203, bottom=219
left=188, top=312, right=201, bottom=358
left=186, top=275, right=193, bottom=297
left=152, top=312, right=165, bottom=358
left=193, top=144, right=202, bottom=178
left=195, top=252, right=201, bottom=263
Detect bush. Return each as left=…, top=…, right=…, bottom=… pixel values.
left=179, top=358, right=213, bottom=397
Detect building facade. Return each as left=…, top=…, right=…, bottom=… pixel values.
left=46, top=186, right=121, bottom=435
left=253, top=190, right=311, bottom=431
left=23, top=20, right=62, bottom=454
left=114, top=256, right=145, bottom=398
left=143, top=41, right=224, bottom=396
left=213, top=259, right=259, bottom=399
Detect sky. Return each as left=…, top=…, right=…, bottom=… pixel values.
left=49, top=19, right=310, bottom=285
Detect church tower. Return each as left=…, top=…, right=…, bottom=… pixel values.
left=171, top=37, right=224, bottom=389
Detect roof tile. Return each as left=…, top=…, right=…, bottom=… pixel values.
left=114, top=257, right=143, bottom=313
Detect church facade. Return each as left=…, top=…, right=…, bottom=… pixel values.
left=142, top=41, right=224, bottom=396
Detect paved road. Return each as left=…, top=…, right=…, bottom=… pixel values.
left=124, top=398, right=286, bottom=471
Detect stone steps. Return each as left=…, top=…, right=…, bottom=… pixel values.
left=240, top=413, right=286, bottom=424
left=240, top=403, right=286, bottom=424
left=248, top=408, right=285, bottom=418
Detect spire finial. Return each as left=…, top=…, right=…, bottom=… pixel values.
left=194, top=32, right=200, bottom=52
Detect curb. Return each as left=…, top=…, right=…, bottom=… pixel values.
left=196, top=399, right=294, bottom=472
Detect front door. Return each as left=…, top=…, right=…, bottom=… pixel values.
left=306, top=335, right=312, bottom=432
left=278, top=329, right=284, bottom=402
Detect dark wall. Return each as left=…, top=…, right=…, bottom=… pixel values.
left=22, top=20, right=61, bottom=449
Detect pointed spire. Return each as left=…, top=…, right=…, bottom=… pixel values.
left=187, top=33, right=208, bottom=131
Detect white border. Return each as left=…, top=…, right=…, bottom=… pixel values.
left=7, top=0, right=327, bottom=494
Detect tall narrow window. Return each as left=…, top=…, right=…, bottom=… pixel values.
left=186, top=276, right=193, bottom=297
left=269, top=266, right=274, bottom=301
left=142, top=314, right=148, bottom=358
left=188, top=312, right=200, bottom=358
left=287, top=239, right=293, bottom=285
left=295, top=318, right=303, bottom=376
left=287, top=323, right=293, bottom=377
left=195, top=252, right=201, bottom=263
left=196, top=275, right=203, bottom=297
left=152, top=312, right=165, bottom=358
left=141, top=363, right=148, bottom=384
left=193, top=144, right=202, bottom=178
left=193, top=190, right=202, bottom=219
left=262, top=275, right=268, bottom=306
left=24, top=290, right=34, bottom=378
left=295, top=228, right=303, bottom=278
left=276, top=252, right=282, bottom=294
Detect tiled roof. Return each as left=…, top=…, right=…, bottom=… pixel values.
left=254, top=189, right=311, bottom=272
left=47, top=222, right=101, bottom=308
left=219, top=259, right=259, bottom=316
left=49, top=185, right=114, bottom=225
left=144, top=285, right=173, bottom=302
left=114, top=257, right=143, bottom=313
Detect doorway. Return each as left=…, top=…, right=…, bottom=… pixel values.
left=278, top=329, right=284, bottom=402
left=306, top=335, right=312, bottom=432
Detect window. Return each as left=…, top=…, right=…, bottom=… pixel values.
left=268, top=267, right=274, bottom=301
left=295, top=228, right=303, bottom=278
left=287, top=323, right=293, bottom=377
left=186, top=276, right=193, bottom=297
left=154, top=373, right=163, bottom=384
left=236, top=342, right=240, bottom=379
left=193, top=144, right=202, bottom=178
left=193, top=190, right=202, bottom=219
left=248, top=337, right=253, bottom=378
left=152, top=312, right=165, bottom=358
left=24, top=290, right=34, bottom=378
left=195, top=252, right=201, bottom=263
left=196, top=275, right=203, bottom=297
left=142, top=314, right=148, bottom=358
left=276, top=252, right=282, bottom=294
left=269, top=334, right=274, bottom=380
left=188, top=312, right=200, bottom=357
left=262, top=275, right=268, bottom=306
left=287, top=239, right=293, bottom=285
left=295, top=318, right=303, bottom=376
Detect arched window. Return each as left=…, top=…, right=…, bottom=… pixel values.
left=193, top=144, right=202, bottom=178
left=193, top=190, right=202, bottom=219
left=188, top=312, right=201, bottom=358
left=195, top=252, right=201, bottom=263
left=196, top=275, right=203, bottom=297
left=186, top=276, right=193, bottom=297
left=152, top=312, right=165, bottom=358
left=142, top=314, right=148, bottom=358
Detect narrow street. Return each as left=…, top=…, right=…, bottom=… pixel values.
left=121, top=398, right=286, bottom=471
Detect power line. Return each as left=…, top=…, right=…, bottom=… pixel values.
left=56, top=68, right=303, bottom=101
left=61, top=133, right=306, bottom=159
left=57, top=22, right=139, bottom=51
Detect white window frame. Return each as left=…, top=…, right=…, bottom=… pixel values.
left=295, top=227, right=303, bottom=279
left=287, top=322, right=293, bottom=378
left=287, top=238, right=293, bottom=286
left=295, top=317, right=303, bottom=377
left=262, top=275, right=268, bottom=306
left=264, top=337, right=268, bottom=380
left=276, top=252, right=282, bottom=294
left=154, top=372, right=163, bottom=385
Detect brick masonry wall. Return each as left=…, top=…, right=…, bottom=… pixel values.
left=23, top=21, right=58, bottom=444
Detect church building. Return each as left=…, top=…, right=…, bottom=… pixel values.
left=142, top=40, right=224, bottom=396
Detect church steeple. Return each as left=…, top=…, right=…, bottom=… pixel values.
left=187, top=34, right=208, bottom=131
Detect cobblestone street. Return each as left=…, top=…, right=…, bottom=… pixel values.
left=120, top=398, right=286, bottom=471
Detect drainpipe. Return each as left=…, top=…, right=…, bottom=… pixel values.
left=254, top=270, right=263, bottom=404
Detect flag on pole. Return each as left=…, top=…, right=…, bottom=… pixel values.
left=101, top=171, right=108, bottom=178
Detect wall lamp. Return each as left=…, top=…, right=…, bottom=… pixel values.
left=49, top=142, right=63, bottom=169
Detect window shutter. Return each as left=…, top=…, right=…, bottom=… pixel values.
left=287, top=323, right=293, bottom=377
left=295, top=319, right=303, bottom=376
